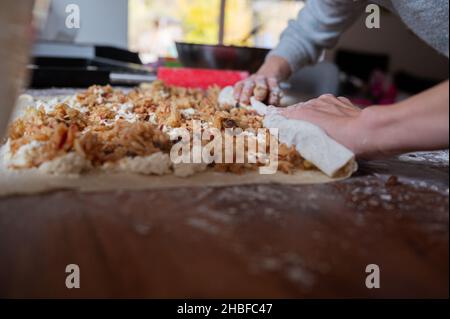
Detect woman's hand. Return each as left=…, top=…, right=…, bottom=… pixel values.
left=279, top=94, right=376, bottom=157
left=233, top=55, right=291, bottom=106
left=234, top=74, right=282, bottom=106
left=280, top=80, right=450, bottom=159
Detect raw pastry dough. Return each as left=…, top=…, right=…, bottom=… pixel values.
left=0, top=85, right=357, bottom=197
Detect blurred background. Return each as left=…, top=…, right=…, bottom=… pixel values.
left=33, top=0, right=448, bottom=105
left=128, top=0, right=303, bottom=63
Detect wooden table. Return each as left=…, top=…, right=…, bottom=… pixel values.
left=0, top=155, right=448, bottom=299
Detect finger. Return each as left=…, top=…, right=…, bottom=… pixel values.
left=303, top=98, right=318, bottom=107
left=267, top=77, right=282, bottom=106
left=279, top=103, right=307, bottom=117
left=308, top=98, right=337, bottom=109
left=240, top=80, right=256, bottom=105
left=281, top=106, right=334, bottom=122
left=233, top=81, right=244, bottom=100
left=318, top=94, right=355, bottom=109
left=253, top=76, right=269, bottom=102
left=317, top=94, right=341, bottom=105
left=280, top=98, right=328, bottom=116
left=337, top=96, right=352, bottom=106
left=318, top=93, right=335, bottom=99
left=301, top=99, right=347, bottom=116
left=313, top=95, right=355, bottom=113
left=337, top=96, right=360, bottom=111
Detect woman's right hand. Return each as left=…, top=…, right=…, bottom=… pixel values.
left=233, top=55, right=292, bottom=107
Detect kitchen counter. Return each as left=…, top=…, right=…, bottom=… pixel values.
left=0, top=155, right=448, bottom=298
left=0, top=88, right=448, bottom=298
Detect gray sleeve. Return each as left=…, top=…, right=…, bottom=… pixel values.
left=268, top=0, right=368, bottom=72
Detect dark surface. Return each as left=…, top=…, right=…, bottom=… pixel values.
left=0, top=157, right=448, bottom=298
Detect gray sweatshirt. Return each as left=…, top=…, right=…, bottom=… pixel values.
left=269, top=0, right=449, bottom=72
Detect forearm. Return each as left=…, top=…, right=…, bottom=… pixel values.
left=269, top=0, right=366, bottom=73
left=257, top=55, right=292, bottom=81
left=361, top=81, right=449, bottom=156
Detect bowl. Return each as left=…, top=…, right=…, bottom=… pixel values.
left=175, top=42, right=270, bottom=73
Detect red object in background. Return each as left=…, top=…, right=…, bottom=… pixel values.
left=157, top=67, right=249, bottom=89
